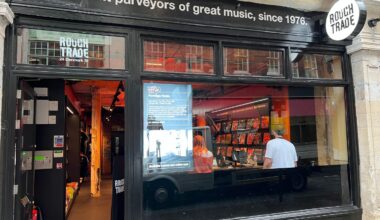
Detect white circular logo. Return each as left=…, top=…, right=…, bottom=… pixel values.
left=326, top=0, right=360, bottom=41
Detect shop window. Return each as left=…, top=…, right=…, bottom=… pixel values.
left=143, top=40, right=214, bottom=74
left=292, top=62, right=300, bottom=78
left=224, top=47, right=283, bottom=77
left=142, top=82, right=350, bottom=219
left=186, top=45, right=205, bottom=72
left=144, top=41, right=165, bottom=70
left=268, top=51, right=281, bottom=75
left=291, top=52, right=343, bottom=79
left=17, top=29, right=125, bottom=69
left=231, top=48, right=249, bottom=73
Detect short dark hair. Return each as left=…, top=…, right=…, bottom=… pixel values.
left=275, top=129, right=284, bottom=135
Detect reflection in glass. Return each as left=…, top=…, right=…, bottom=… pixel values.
left=291, top=52, right=343, bottom=79
left=17, top=29, right=125, bottom=69
left=143, top=41, right=214, bottom=75
left=224, top=48, right=283, bottom=77
left=143, top=82, right=350, bottom=219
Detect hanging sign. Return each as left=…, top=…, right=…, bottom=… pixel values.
left=325, top=0, right=367, bottom=41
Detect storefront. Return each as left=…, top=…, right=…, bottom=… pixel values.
left=1, top=0, right=366, bottom=219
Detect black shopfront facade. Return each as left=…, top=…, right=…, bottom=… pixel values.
left=1, top=0, right=362, bottom=220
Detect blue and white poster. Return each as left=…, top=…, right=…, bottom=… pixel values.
left=143, top=83, right=193, bottom=175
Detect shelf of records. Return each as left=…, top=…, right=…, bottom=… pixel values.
left=215, top=115, right=270, bottom=146
left=213, top=115, right=271, bottom=168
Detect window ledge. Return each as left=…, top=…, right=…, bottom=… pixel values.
left=227, top=205, right=361, bottom=220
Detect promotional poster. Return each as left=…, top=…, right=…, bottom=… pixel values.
left=143, top=83, right=193, bottom=175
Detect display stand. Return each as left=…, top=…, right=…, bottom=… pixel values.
left=207, top=98, right=272, bottom=168
left=65, top=182, right=79, bottom=218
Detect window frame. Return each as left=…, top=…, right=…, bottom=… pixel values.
left=290, top=49, right=345, bottom=81
left=138, top=31, right=356, bottom=220
left=222, top=44, right=286, bottom=78
left=16, top=27, right=128, bottom=71
left=141, top=36, right=217, bottom=76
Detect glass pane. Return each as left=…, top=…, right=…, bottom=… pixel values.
left=143, top=40, right=214, bottom=75
left=17, top=28, right=126, bottom=69
left=143, top=82, right=350, bottom=219
left=224, top=47, right=284, bottom=77
left=291, top=52, right=343, bottom=79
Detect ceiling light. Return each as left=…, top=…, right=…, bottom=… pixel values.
left=66, top=106, right=74, bottom=114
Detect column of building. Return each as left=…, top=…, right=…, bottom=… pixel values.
left=347, top=0, right=380, bottom=219
left=0, top=1, right=13, bottom=142
left=0, top=1, right=13, bottom=219
left=0, top=1, right=13, bottom=125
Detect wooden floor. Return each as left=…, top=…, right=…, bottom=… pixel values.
left=68, top=179, right=112, bottom=220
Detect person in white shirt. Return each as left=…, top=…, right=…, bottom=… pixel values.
left=263, top=130, right=297, bottom=169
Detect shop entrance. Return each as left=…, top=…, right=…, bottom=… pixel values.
left=14, top=78, right=126, bottom=220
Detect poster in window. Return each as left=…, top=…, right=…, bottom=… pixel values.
left=246, top=133, right=255, bottom=145
left=216, top=147, right=222, bottom=156
left=216, top=135, right=221, bottom=144
left=231, top=120, right=238, bottom=131
left=221, top=147, right=227, bottom=156
left=225, top=134, right=232, bottom=144
left=143, top=83, right=193, bottom=175
left=224, top=121, right=232, bottom=133
left=247, top=148, right=254, bottom=157
left=263, top=132, right=271, bottom=145
left=261, top=116, right=269, bottom=129
left=232, top=134, right=239, bottom=145
left=253, top=133, right=262, bottom=145
left=246, top=119, right=254, bottom=130
left=220, top=135, right=226, bottom=144
left=238, top=120, right=246, bottom=130
left=253, top=118, right=260, bottom=130
left=238, top=134, right=247, bottom=145
left=215, top=123, right=221, bottom=132
left=226, top=146, right=233, bottom=157
left=254, top=149, right=264, bottom=163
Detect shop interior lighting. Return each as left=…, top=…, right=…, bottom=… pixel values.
left=210, top=98, right=269, bottom=114
left=368, top=18, right=380, bottom=28
left=66, top=106, right=74, bottom=115
left=105, top=81, right=125, bottom=123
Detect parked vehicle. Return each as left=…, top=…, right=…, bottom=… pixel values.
left=143, top=127, right=309, bottom=208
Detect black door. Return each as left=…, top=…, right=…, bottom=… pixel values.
left=14, top=80, right=37, bottom=220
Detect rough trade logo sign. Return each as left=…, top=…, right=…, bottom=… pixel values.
left=59, top=37, right=89, bottom=62
left=326, top=0, right=366, bottom=41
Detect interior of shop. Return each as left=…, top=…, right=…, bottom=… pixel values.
left=16, top=79, right=125, bottom=220
left=16, top=79, right=350, bottom=220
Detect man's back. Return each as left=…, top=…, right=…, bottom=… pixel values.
left=265, top=138, right=297, bottom=169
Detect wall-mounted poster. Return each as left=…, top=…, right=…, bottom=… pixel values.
left=143, top=83, right=193, bottom=175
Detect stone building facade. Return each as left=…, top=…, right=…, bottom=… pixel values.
left=348, top=0, right=380, bottom=219
left=0, top=1, right=13, bottom=141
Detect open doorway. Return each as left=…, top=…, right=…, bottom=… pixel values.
left=14, top=78, right=126, bottom=220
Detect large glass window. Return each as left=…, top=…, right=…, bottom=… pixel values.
left=17, top=29, right=125, bottom=69
left=224, top=47, right=283, bottom=77
left=143, top=40, right=214, bottom=74
left=143, top=82, right=350, bottom=219
left=291, top=52, right=343, bottom=79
